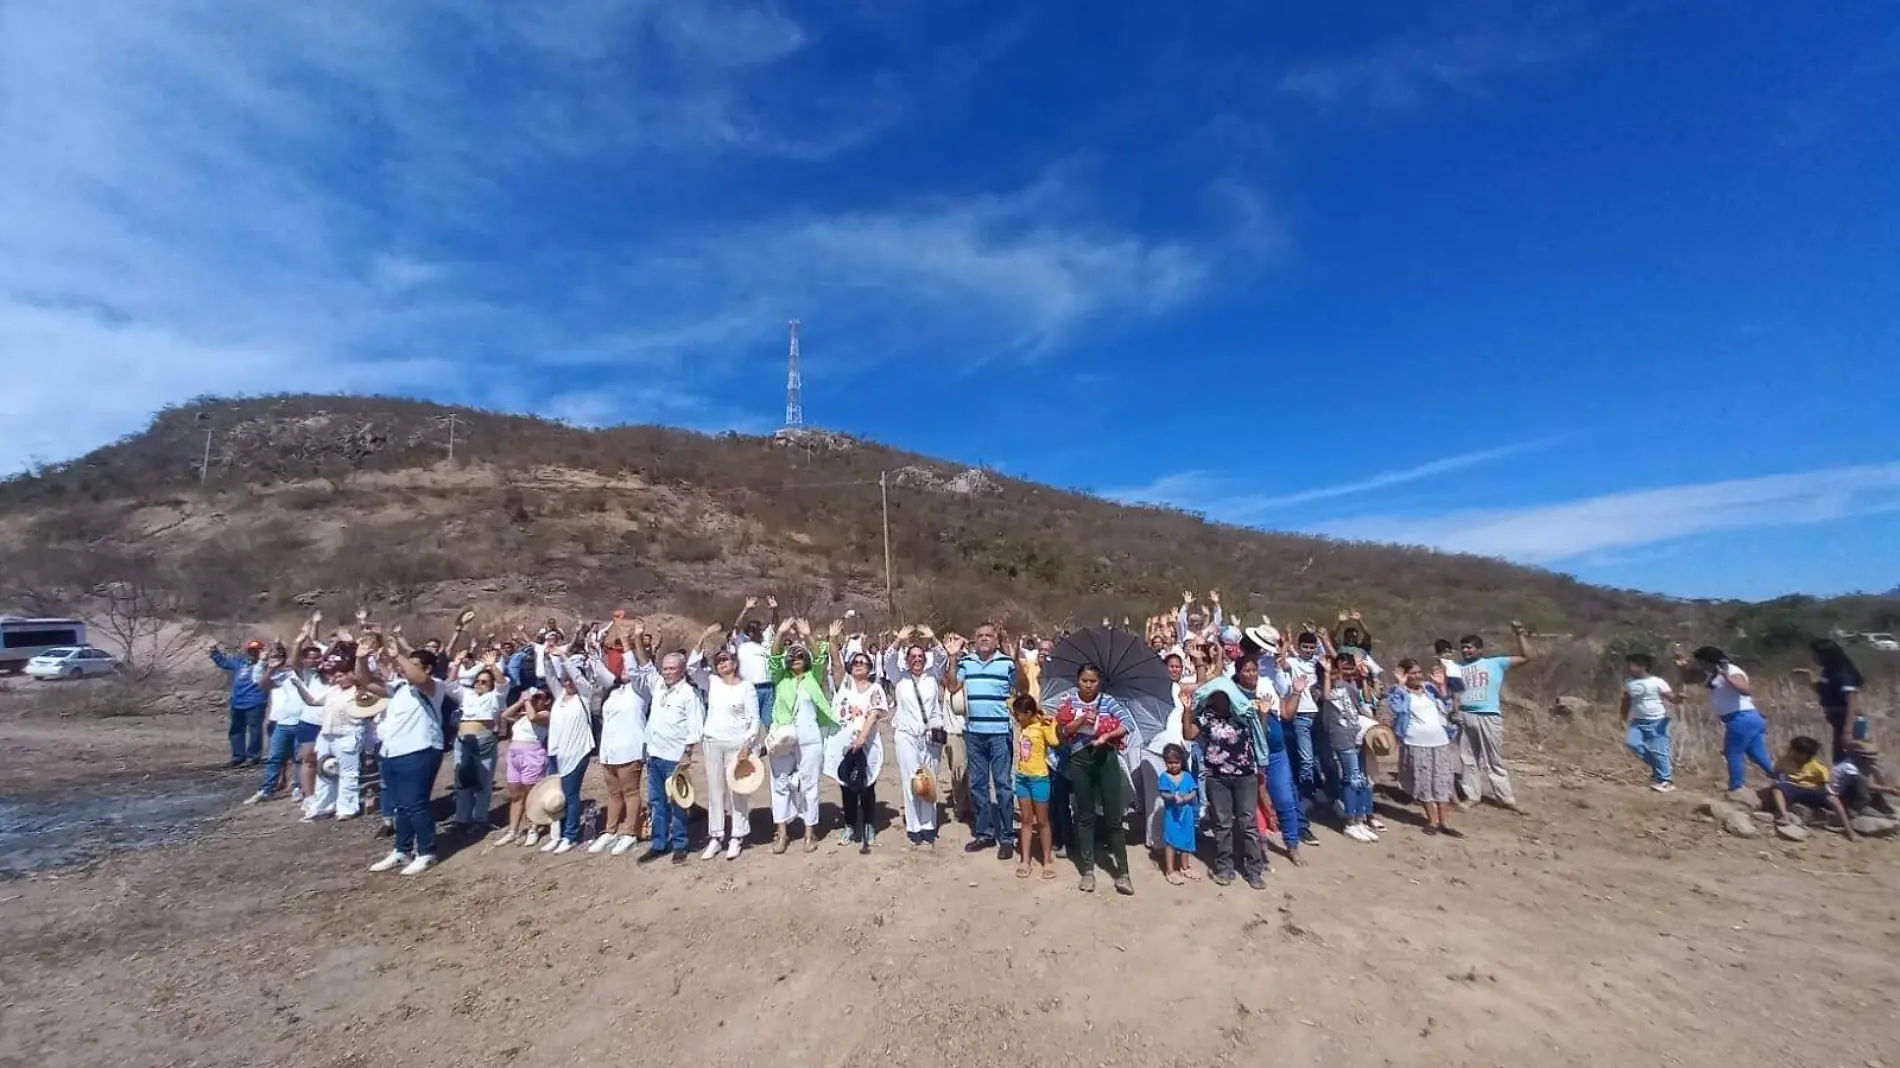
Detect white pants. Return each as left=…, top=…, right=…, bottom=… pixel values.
left=702, top=738, right=752, bottom=842
left=894, top=732, right=941, bottom=833
left=1456, top=714, right=1517, bottom=807
left=309, top=727, right=365, bottom=818
left=770, top=738, right=823, bottom=827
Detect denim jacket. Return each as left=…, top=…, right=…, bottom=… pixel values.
left=1386, top=684, right=1454, bottom=744
left=210, top=649, right=266, bottom=710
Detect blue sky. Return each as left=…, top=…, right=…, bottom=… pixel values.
left=2, top=2, right=1896, bottom=600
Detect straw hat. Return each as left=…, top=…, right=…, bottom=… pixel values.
left=666, top=766, right=696, bottom=809
left=346, top=689, right=387, bottom=720
left=319, top=756, right=339, bottom=779
left=1244, top=624, right=1281, bottom=651
left=728, top=751, right=766, bottom=796
left=1364, top=723, right=1397, bottom=757
left=456, top=608, right=477, bottom=627
left=950, top=691, right=968, bottom=718
left=910, top=766, right=938, bottom=802
left=526, top=777, right=566, bottom=824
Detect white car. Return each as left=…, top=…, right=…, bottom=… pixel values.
left=25, top=646, right=120, bottom=680
left=1868, top=633, right=1900, bottom=653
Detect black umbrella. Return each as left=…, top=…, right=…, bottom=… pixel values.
left=1040, top=626, right=1173, bottom=746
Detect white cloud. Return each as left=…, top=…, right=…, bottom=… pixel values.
left=1106, top=442, right=1537, bottom=519
left=1279, top=25, right=1579, bottom=111
left=1315, top=462, right=1900, bottom=563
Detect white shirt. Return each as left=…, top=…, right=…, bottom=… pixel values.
left=1287, top=656, right=1321, bottom=716
left=1624, top=676, right=1673, bottom=720
left=704, top=675, right=760, bottom=746
left=379, top=679, right=447, bottom=758
left=1438, top=658, right=1465, bottom=688
left=461, top=689, right=504, bottom=725
left=546, top=691, right=596, bottom=767
left=1400, top=689, right=1451, bottom=748
left=297, top=673, right=331, bottom=726
left=891, top=672, right=945, bottom=738
left=267, top=672, right=316, bottom=725
left=735, top=632, right=773, bottom=686
left=646, top=679, right=706, bottom=762
left=510, top=705, right=547, bottom=744
left=1709, top=664, right=1756, bottom=717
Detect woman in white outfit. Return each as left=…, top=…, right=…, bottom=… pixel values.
left=452, top=668, right=505, bottom=834
left=701, top=647, right=761, bottom=860
left=540, top=653, right=600, bottom=855
left=766, top=623, right=835, bottom=854
left=826, top=648, right=888, bottom=850
left=891, top=643, right=946, bottom=848
left=590, top=653, right=652, bottom=856
left=308, top=653, right=366, bottom=820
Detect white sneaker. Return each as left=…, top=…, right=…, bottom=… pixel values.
left=610, top=834, right=638, bottom=856
left=551, top=838, right=575, bottom=855
left=369, top=850, right=410, bottom=873
left=725, top=838, right=743, bottom=860
left=701, top=839, right=722, bottom=860
left=1652, top=782, right=1676, bottom=793
left=540, top=835, right=560, bottom=853
left=588, top=834, right=615, bottom=855
left=242, top=792, right=267, bottom=806
left=491, top=832, right=516, bottom=847
left=298, top=812, right=319, bottom=824
left=1362, top=825, right=1381, bottom=842
left=521, top=830, right=540, bottom=849
left=1344, top=824, right=1373, bottom=843
left=291, top=787, right=304, bottom=803
left=400, top=854, right=436, bottom=876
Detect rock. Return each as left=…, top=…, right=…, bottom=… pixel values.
left=1699, top=799, right=1746, bottom=823
left=1725, top=789, right=1762, bottom=811
left=1721, top=812, right=1759, bottom=838
left=1775, top=823, right=1810, bottom=843
left=1749, top=811, right=1773, bottom=824
left=1550, top=696, right=1593, bottom=718
left=292, top=589, right=325, bottom=606
left=1850, top=816, right=1900, bottom=838
left=1789, top=803, right=1820, bottom=825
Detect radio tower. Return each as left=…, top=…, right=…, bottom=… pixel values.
left=784, top=319, right=804, bottom=428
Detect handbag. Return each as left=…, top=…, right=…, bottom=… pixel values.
left=911, top=677, right=948, bottom=746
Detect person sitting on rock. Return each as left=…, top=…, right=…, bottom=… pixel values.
left=1835, top=742, right=1898, bottom=818
left=1762, top=735, right=1856, bottom=840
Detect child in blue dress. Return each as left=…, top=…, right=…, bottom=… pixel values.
left=1159, top=743, right=1200, bottom=885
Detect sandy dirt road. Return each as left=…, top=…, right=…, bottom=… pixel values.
left=2, top=709, right=1897, bottom=1068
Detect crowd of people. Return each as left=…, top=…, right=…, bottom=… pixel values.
left=204, top=592, right=1891, bottom=887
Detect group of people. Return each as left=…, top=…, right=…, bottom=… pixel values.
left=206, top=592, right=1887, bottom=889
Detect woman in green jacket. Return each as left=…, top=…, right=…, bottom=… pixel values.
left=766, top=618, right=835, bottom=853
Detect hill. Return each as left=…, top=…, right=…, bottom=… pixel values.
left=1, top=395, right=1894, bottom=657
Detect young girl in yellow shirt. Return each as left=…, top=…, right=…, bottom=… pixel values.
left=1011, top=693, right=1061, bottom=880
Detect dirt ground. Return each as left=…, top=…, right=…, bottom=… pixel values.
left=3, top=703, right=1899, bottom=1068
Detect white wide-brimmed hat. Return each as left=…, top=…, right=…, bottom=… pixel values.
left=1244, top=624, right=1281, bottom=651
left=765, top=723, right=798, bottom=757
left=666, top=767, right=696, bottom=809
left=319, top=756, right=339, bottom=779
left=728, top=751, right=766, bottom=796
left=525, top=777, right=566, bottom=825
left=346, top=689, right=387, bottom=720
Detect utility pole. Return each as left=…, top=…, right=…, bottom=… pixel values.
left=199, top=427, right=212, bottom=487
left=447, top=414, right=458, bottom=461
left=880, top=470, right=895, bottom=619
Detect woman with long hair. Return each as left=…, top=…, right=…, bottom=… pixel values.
left=767, top=619, right=833, bottom=853
left=1053, top=664, right=1138, bottom=895
left=826, top=645, right=888, bottom=852
left=1678, top=645, right=1776, bottom=791
left=1800, top=638, right=1864, bottom=763
left=700, top=647, right=761, bottom=860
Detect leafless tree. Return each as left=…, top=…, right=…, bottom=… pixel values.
left=94, top=578, right=200, bottom=681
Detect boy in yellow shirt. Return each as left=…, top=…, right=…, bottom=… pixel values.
left=1011, top=693, right=1061, bottom=880
left=1763, top=735, right=1856, bottom=839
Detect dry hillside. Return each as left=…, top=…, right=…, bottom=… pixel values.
left=1, top=395, right=1894, bottom=663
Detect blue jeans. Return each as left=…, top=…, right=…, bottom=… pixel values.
left=229, top=704, right=265, bottom=761
left=646, top=754, right=688, bottom=852
left=549, top=753, right=591, bottom=844
left=383, top=747, right=443, bottom=858
left=258, top=721, right=299, bottom=795
left=754, top=684, right=776, bottom=726
left=1722, top=709, right=1774, bottom=791
left=1292, top=712, right=1319, bottom=797
left=1264, top=748, right=1303, bottom=849
left=454, top=730, right=498, bottom=826
left=1335, top=747, right=1373, bottom=820
left=1625, top=717, right=1673, bottom=784
left=965, top=731, right=1016, bottom=845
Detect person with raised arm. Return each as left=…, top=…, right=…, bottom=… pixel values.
left=766, top=618, right=833, bottom=853
left=354, top=629, right=449, bottom=876
left=1453, top=623, right=1535, bottom=813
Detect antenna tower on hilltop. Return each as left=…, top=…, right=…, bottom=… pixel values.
left=784, top=319, right=804, bottom=428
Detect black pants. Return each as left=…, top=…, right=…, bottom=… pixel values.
left=1050, top=771, right=1074, bottom=851
left=1205, top=772, right=1264, bottom=880
left=842, top=784, right=877, bottom=832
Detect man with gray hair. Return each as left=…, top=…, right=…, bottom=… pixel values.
left=639, top=652, right=705, bottom=866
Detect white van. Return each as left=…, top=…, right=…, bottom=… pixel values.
left=0, top=617, right=89, bottom=673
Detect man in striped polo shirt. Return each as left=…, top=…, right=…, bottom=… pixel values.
left=943, top=623, right=1019, bottom=860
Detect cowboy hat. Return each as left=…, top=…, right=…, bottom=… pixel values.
left=456, top=608, right=477, bottom=627
left=728, top=751, right=766, bottom=796
left=950, top=690, right=968, bottom=718
left=526, top=777, right=566, bottom=824
left=666, top=767, right=696, bottom=809
left=319, top=756, right=339, bottom=779
left=1244, top=624, right=1281, bottom=651
left=346, top=689, right=387, bottom=720
left=910, top=766, right=938, bottom=802
left=1364, top=723, right=1397, bottom=758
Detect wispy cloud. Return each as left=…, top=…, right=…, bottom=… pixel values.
left=1106, top=442, right=1539, bottom=519
left=1315, top=461, right=1900, bottom=563
left=1279, top=22, right=1585, bottom=111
